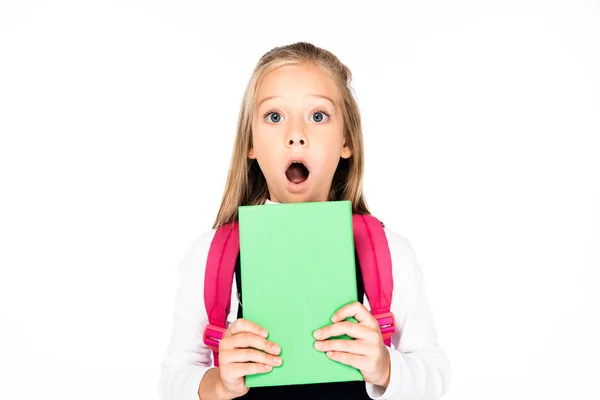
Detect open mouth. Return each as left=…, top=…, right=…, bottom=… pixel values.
left=285, top=161, right=310, bottom=184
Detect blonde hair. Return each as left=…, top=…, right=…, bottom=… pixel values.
left=212, top=41, right=370, bottom=229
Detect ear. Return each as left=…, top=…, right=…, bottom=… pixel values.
left=248, top=147, right=256, bottom=159
left=340, top=144, right=352, bottom=159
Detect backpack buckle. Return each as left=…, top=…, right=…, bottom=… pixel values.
left=373, top=312, right=396, bottom=340
left=203, top=324, right=226, bottom=352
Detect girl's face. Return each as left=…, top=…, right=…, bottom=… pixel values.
left=250, top=62, right=352, bottom=204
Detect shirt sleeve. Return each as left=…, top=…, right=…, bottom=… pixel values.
left=365, top=229, right=452, bottom=400
left=157, top=231, right=216, bottom=400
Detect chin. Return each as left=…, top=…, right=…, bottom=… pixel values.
left=279, top=190, right=326, bottom=204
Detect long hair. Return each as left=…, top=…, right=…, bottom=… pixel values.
left=213, top=42, right=370, bottom=229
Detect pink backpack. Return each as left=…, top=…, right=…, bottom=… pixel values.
left=202, top=214, right=397, bottom=366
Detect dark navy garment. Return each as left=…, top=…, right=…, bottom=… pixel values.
left=233, top=253, right=372, bottom=400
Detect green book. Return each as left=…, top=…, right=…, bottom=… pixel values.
left=238, top=200, right=363, bottom=388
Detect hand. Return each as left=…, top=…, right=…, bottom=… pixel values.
left=217, top=319, right=282, bottom=399
left=313, top=302, right=391, bottom=388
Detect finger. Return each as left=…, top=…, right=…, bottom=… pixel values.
left=223, top=362, right=273, bottom=379
left=220, top=348, right=283, bottom=367
left=313, top=321, right=377, bottom=341
left=326, top=351, right=371, bottom=370
left=314, top=338, right=374, bottom=357
left=332, top=302, right=379, bottom=329
left=223, top=332, right=281, bottom=355
left=225, top=319, right=268, bottom=338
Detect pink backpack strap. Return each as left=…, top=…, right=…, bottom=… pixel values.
left=202, top=214, right=397, bottom=364
left=202, top=222, right=239, bottom=366
left=352, top=214, right=396, bottom=347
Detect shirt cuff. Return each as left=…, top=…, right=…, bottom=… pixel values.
left=189, top=365, right=212, bottom=400
left=365, top=346, right=402, bottom=399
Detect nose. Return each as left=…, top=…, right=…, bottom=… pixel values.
left=286, top=131, right=307, bottom=148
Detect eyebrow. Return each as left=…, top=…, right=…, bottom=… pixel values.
left=257, top=94, right=336, bottom=108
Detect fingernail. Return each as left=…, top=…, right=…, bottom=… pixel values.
left=331, top=315, right=338, bottom=323
left=314, top=341, right=324, bottom=350
left=261, top=329, right=268, bottom=338
left=313, top=329, right=322, bottom=339
left=265, top=365, right=273, bottom=371
left=274, top=357, right=282, bottom=365
left=273, top=344, right=281, bottom=354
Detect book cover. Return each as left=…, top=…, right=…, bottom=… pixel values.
left=238, top=200, right=363, bottom=388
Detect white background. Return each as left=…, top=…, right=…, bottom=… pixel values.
left=1, top=1, right=599, bottom=399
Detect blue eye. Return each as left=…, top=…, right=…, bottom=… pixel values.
left=263, top=109, right=331, bottom=123
left=311, top=110, right=331, bottom=123
left=265, top=111, right=284, bottom=123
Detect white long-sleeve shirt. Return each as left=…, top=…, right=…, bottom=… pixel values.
left=157, top=207, right=451, bottom=400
